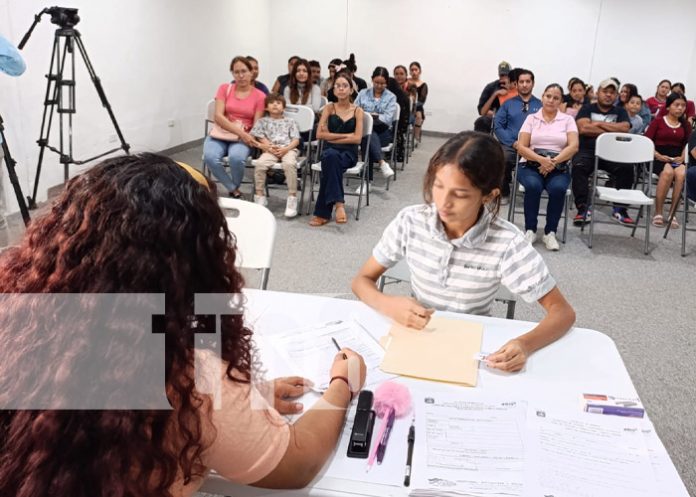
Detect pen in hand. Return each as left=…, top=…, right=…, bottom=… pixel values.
left=332, top=337, right=347, bottom=360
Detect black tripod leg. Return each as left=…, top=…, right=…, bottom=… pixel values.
left=30, top=34, right=68, bottom=208
left=74, top=33, right=130, bottom=154
left=0, top=118, right=32, bottom=226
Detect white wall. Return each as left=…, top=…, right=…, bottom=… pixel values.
left=3, top=0, right=696, bottom=216
left=0, top=0, right=270, bottom=213
left=267, top=0, right=696, bottom=132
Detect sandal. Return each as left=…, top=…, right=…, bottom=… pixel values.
left=229, top=190, right=244, bottom=199
left=309, top=216, right=330, bottom=227
left=651, top=214, right=664, bottom=227
left=335, top=205, right=347, bottom=224
left=670, top=216, right=680, bottom=229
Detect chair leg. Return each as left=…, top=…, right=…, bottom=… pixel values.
left=506, top=299, right=516, bottom=320
left=644, top=205, right=651, bottom=255
left=260, top=269, right=270, bottom=290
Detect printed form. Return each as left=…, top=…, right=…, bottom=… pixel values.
left=523, top=406, right=658, bottom=497
left=269, top=319, right=393, bottom=391
left=410, top=392, right=526, bottom=497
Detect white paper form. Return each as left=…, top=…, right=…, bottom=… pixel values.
left=268, top=319, right=394, bottom=391
left=641, top=420, right=690, bottom=497
left=523, top=407, right=658, bottom=497
left=410, top=392, right=526, bottom=497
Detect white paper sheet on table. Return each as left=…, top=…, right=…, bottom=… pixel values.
left=409, top=391, right=526, bottom=497
left=268, top=319, right=394, bottom=391
left=523, top=405, right=659, bottom=497
left=641, top=420, right=690, bottom=497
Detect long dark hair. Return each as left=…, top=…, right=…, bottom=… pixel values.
left=288, top=58, right=312, bottom=105
left=423, top=131, right=504, bottom=218
left=0, top=154, right=252, bottom=497
left=664, top=92, right=689, bottom=125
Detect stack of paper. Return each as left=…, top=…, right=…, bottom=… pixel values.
left=380, top=317, right=483, bottom=387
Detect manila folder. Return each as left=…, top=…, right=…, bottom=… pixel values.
left=379, top=317, right=483, bottom=387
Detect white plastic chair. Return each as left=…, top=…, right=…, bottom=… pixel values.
left=308, top=111, right=373, bottom=220
left=584, top=133, right=655, bottom=254
left=381, top=104, right=401, bottom=190
left=258, top=104, right=315, bottom=213
left=320, top=96, right=328, bottom=108
left=218, top=197, right=276, bottom=289
left=376, top=259, right=517, bottom=320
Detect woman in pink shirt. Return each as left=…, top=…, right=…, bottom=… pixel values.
left=516, top=84, right=579, bottom=251
left=203, top=56, right=265, bottom=198
left=0, top=154, right=368, bottom=496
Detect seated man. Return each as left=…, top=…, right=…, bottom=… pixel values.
left=474, top=61, right=511, bottom=133
left=571, top=79, right=632, bottom=225
left=271, top=55, right=299, bottom=95
left=493, top=68, right=542, bottom=202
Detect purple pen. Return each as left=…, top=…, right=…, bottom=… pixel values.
left=376, top=408, right=396, bottom=464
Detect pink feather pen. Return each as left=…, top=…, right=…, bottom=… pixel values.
left=366, top=381, right=412, bottom=471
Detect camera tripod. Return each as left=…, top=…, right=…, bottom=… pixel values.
left=0, top=112, right=32, bottom=225
left=19, top=7, right=130, bottom=208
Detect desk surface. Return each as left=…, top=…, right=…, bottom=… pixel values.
left=201, top=290, right=686, bottom=497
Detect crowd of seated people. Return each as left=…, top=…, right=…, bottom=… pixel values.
left=203, top=53, right=425, bottom=224
left=476, top=63, right=696, bottom=240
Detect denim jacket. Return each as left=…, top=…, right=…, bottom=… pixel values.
left=354, top=88, right=397, bottom=127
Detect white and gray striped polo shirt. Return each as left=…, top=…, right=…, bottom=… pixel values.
left=373, top=204, right=556, bottom=315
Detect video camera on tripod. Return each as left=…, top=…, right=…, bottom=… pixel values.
left=18, top=6, right=130, bottom=209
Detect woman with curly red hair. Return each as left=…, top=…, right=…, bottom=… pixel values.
left=0, top=154, right=366, bottom=497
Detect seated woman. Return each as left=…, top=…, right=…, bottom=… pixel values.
left=310, top=72, right=364, bottom=226
left=320, top=58, right=343, bottom=97
left=0, top=154, right=367, bottom=496
left=645, top=92, right=691, bottom=228
left=668, top=82, right=696, bottom=128
left=354, top=67, right=397, bottom=182
left=352, top=132, right=576, bottom=372
left=645, top=79, right=671, bottom=117
left=406, top=61, right=428, bottom=143
left=203, top=56, right=265, bottom=198
left=559, top=78, right=585, bottom=118
left=516, top=84, right=579, bottom=251
left=283, top=58, right=322, bottom=113
left=390, top=67, right=411, bottom=162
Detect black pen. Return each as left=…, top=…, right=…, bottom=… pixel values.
left=331, top=337, right=347, bottom=359
left=404, top=417, right=415, bottom=487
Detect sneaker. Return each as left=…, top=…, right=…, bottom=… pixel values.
left=379, top=161, right=395, bottom=179
left=254, top=195, right=268, bottom=207
left=573, top=208, right=592, bottom=226
left=284, top=196, right=298, bottom=218
left=354, top=182, right=369, bottom=194
left=542, top=232, right=560, bottom=251
left=612, top=208, right=634, bottom=226
left=524, top=230, right=537, bottom=245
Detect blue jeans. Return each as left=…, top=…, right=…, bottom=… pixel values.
left=202, top=136, right=250, bottom=192
left=313, top=146, right=358, bottom=219
left=687, top=165, right=696, bottom=202
left=517, top=165, right=570, bottom=234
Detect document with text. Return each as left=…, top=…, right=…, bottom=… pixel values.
left=269, top=319, right=393, bottom=391
left=523, top=406, right=658, bottom=497
left=410, top=392, right=526, bottom=497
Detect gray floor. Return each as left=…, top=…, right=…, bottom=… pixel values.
left=3, top=136, right=694, bottom=495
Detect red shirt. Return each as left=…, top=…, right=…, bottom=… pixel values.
left=644, top=116, right=690, bottom=148
left=645, top=96, right=666, bottom=116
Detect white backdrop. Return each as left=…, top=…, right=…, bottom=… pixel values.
left=2, top=0, right=696, bottom=214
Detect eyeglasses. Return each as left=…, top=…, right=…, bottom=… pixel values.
left=373, top=80, right=387, bottom=87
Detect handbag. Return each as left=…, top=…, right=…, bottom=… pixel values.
left=525, top=148, right=568, bottom=172
left=209, top=84, right=240, bottom=141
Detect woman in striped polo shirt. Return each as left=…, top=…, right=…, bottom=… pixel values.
left=352, top=131, right=576, bottom=372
